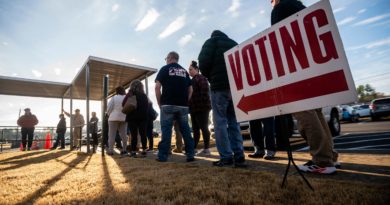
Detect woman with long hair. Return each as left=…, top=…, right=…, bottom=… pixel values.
left=123, top=80, right=149, bottom=157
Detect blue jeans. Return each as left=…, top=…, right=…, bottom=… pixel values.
left=211, top=90, right=244, bottom=161
left=158, top=105, right=195, bottom=161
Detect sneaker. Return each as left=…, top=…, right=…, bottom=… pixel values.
left=212, top=159, right=234, bottom=167
left=304, top=160, right=341, bottom=169
left=146, top=148, right=154, bottom=153
left=248, top=152, right=265, bottom=159
left=197, top=149, right=211, bottom=156
left=141, top=151, right=147, bottom=156
left=50, top=147, right=56, bottom=150
left=298, top=161, right=336, bottom=174
left=263, top=150, right=275, bottom=160
left=186, top=157, right=195, bottom=162
left=21, top=148, right=26, bottom=151
left=106, top=151, right=114, bottom=156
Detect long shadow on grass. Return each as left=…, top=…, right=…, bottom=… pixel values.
left=82, top=154, right=93, bottom=170
left=51, top=152, right=92, bottom=171
left=101, top=155, right=115, bottom=193
left=0, top=151, right=47, bottom=164
left=0, top=151, right=69, bottom=171
left=16, top=153, right=88, bottom=205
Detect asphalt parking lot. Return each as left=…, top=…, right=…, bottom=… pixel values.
left=291, top=117, right=390, bottom=154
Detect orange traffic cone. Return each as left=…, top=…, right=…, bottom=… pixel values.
left=44, top=132, right=52, bottom=149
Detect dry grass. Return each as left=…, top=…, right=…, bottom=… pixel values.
left=0, top=150, right=389, bottom=205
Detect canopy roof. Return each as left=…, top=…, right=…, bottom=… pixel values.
left=0, top=56, right=157, bottom=100
left=0, top=76, right=69, bottom=99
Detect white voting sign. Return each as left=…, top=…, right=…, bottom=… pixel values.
left=224, top=0, right=357, bottom=122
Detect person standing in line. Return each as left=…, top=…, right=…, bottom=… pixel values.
left=17, top=108, right=38, bottom=151
left=51, top=114, right=66, bottom=150
left=63, top=108, right=84, bottom=150
left=123, top=80, right=149, bottom=157
left=270, top=0, right=339, bottom=174
left=188, top=60, right=211, bottom=156
left=89, top=112, right=99, bottom=153
left=248, top=117, right=276, bottom=160
left=198, top=30, right=245, bottom=167
left=155, top=51, right=195, bottom=162
left=107, top=86, right=128, bottom=156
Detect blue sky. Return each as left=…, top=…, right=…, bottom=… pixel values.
left=0, top=0, right=389, bottom=126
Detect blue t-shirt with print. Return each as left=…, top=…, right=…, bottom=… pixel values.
left=155, top=63, right=192, bottom=106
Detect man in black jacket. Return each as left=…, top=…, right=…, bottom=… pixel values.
left=51, top=114, right=66, bottom=150
left=271, top=0, right=338, bottom=174
left=198, top=30, right=245, bottom=167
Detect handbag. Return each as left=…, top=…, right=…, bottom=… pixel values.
left=122, top=95, right=137, bottom=114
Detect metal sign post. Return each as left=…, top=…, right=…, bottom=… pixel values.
left=101, top=75, right=109, bottom=156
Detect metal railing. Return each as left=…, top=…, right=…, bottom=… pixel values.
left=0, top=126, right=104, bottom=153
left=0, top=126, right=68, bottom=152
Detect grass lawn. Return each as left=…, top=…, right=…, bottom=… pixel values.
left=0, top=149, right=389, bottom=205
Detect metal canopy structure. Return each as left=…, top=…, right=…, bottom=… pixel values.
left=64, top=56, right=157, bottom=100
left=0, top=56, right=157, bottom=154
left=0, top=56, right=157, bottom=100
left=0, top=76, right=70, bottom=99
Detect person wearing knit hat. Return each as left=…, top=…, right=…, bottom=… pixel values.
left=17, top=108, right=39, bottom=151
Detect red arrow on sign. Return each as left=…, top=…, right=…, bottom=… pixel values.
left=237, top=70, right=349, bottom=114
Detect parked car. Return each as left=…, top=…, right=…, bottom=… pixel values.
left=209, top=105, right=342, bottom=138
left=65, top=135, right=70, bottom=145
left=320, top=106, right=342, bottom=136
left=341, top=105, right=359, bottom=122
left=290, top=106, right=342, bottom=136
left=352, top=104, right=370, bottom=118
left=81, top=130, right=102, bottom=145
left=370, top=97, right=390, bottom=121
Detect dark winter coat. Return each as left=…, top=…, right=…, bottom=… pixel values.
left=125, top=92, right=149, bottom=122
left=271, top=0, right=306, bottom=25
left=189, top=74, right=211, bottom=113
left=198, top=30, right=238, bottom=91
left=56, top=118, right=67, bottom=134
left=17, top=114, right=38, bottom=128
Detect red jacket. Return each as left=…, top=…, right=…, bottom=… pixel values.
left=17, top=114, right=38, bottom=128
